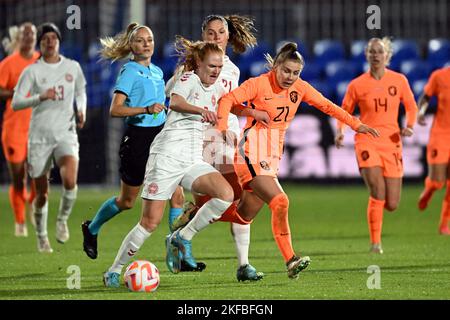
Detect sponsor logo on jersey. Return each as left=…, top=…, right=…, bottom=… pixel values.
left=211, top=94, right=216, bottom=106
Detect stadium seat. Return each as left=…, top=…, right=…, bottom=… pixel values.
left=412, top=79, right=427, bottom=100
left=390, top=39, right=420, bottom=71
left=249, top=60, right=268, bottom=77
left=400, top=59, right=432, bottom=83
left=427, top=38, right=450, bottom=69
left=324, top=60, right=358, bottom=91
left=300, top=61, right=321, bottom=81
left=350, top=40, right=367, bottom=73
left=412, top=78, right=437, bottom=106
left=335, top=80, right=351, bottom=105
left=275, top=39, right=309, bottom=60
left=313, top=40, right=345, bottom=68
left=88, top=41, right=101, bottom=62
left=161, top=42, right=179, bottom=80
left=60, top=43, right=83, bottom=62
left=308, top=80, right=332, bottom=100
left=237, top=41, right=272, bottom=80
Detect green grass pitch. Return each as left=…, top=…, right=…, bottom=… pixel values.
left=0, top=183, right=449, bottom=300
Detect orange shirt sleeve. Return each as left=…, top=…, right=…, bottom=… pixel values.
left=302, top=80, right=362, bottom=131
left=0, top=59, right=11, bottom=89
left=399, top=74, right=418, bottom=128
left=424, top=70, right=438, bottom=98
left=217, top=77, right=258, bottom=131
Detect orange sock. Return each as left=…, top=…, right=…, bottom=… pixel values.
left=218, top=202, right=251, bottom=224
left=439, top=181, right=450, bottom=230
left=269, top=193, right=295, bottom=262
left=367, top=196, right=385, bottom=244
left=419, top=177, right=445, bottom=210
left=9, top=186, right=26, bottom=224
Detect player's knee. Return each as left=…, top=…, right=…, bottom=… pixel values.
left=35, top=193, right=48, bottom=207
left=216, top=184, right=234, bottom=203
left=385, top=201, right=398, bottom=212
left=445, top=180, right=450, bottom=201
left=170, top=188, right=185, bottom=207
left=368, top=184, right=385, bottom=200
left=270, top=193, right=289, bottom=210
left=139, top=217, right=159, bottom=232
left=63, top=179, right=77, bottom=190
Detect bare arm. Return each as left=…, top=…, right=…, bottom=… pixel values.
left=0, top=87, right=14, bottom=100
left=231, top=104, right=269, bottom=127
left=109, top=92, right=166, bottom=118
left=417, top=93, right=431, bottom=126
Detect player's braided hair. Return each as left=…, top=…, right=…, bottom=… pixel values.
left=100, top=22, right=152, bottom=61
left=265, top=41, right=305, bottom=71
left=174, top=35, right=224, bottom=72
left=201, top=14, right=257, bottom=54
left=366, top=37, right=394, bottom=65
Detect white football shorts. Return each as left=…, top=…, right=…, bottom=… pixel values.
left=141, top=153, right=219, bottom=200
left=27, top=135, right=79, bottom=178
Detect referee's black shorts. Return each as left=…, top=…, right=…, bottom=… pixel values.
left=119, top=124, right=164, bottom=186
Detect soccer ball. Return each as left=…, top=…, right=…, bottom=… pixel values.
left=123, top=260, right=160, bottom=292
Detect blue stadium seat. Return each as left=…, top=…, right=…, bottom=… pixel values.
left=324, top=60, right=358, bottom=90
left=300, top=61, right=321, bottom=81
left=313, top=40, right=345, bottom=68
left=412, top=79, right=427, bottom=100
left=412, top=78, right=437, bottom=106
left=161, top=42, right=179, bottom=80
left=390, top=39, right=420, bottom=71
left=350, top=40, right=367, bottom=73
left=275, top=39, right=309, bottom=60
left=427, top=38, right=450, bottom=69
left=400, top=59, right=432, bottom=83
left=88, top=41, right=102, bottom=62
left=60, top=43, right=83, bottom=62
left=350, top=40, right=366, bottom=62
left=249, top=60, right=268, bottom=77
left=163, top=42, right=177, bottom=59
left=237, top=41, right=271, bottom=80
left=308, top=80, right=332, bottom=100
left=335, top=80, right=351, bottom=105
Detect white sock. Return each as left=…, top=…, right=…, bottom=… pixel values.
left=180, top=198, right=231, bottom=241
left=109, top=223, right=151, bottom=274
left=57, top=186, right=78, bottom=222
left=231, top=223, right=250, bottom=267
left=34, top=200, right=49, bottom=237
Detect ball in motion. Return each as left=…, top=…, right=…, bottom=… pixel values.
left=124, top=260, right=160, bottom=292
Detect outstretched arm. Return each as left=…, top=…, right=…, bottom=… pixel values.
left=303, top=81, right=378, bottom=138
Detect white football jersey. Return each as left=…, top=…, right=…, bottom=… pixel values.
left=165, top=56, right=241, bottom=135
left=151, top=72, right=226, bottom=162
left=14, top=56, right=86, bottom=143
left=219, top=56, right=240, bottom=135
